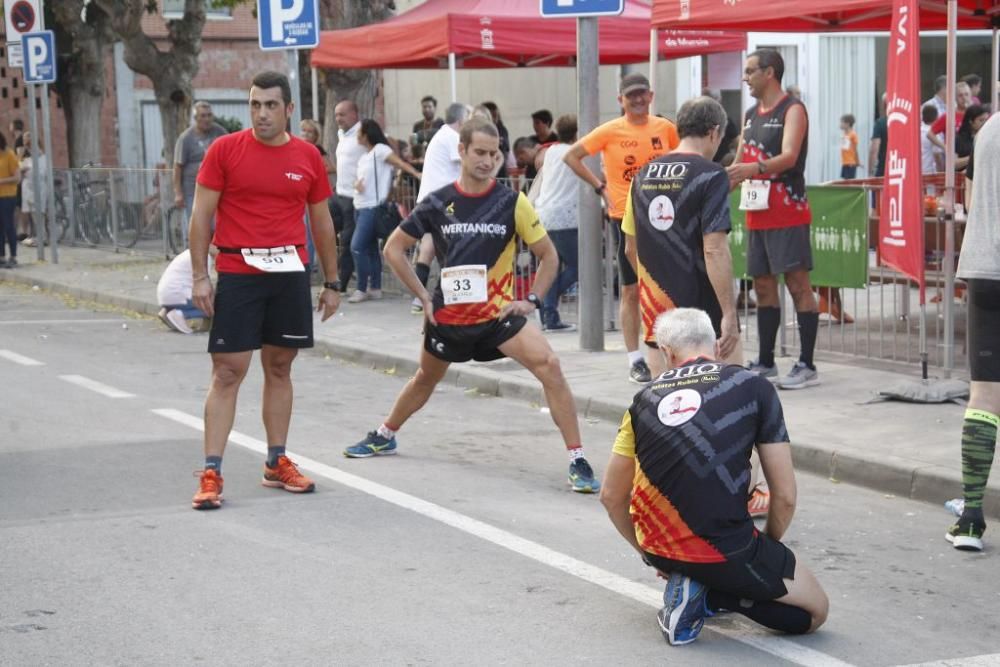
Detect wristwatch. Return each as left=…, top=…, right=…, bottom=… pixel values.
left=323, top=280, right=341, bottom=291
left=757, top=159, right=767, bottom=174
left=594, top=183, right=606, bottom=195
left=526, top=293, right=541, bottom=310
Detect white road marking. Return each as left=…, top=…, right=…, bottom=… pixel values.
left=0, top=349, right=45, bottom=366
left=153, top=407, right=855, bottom=667
left=896, top=655, right=1000, bottom=666
left=59, top=375, right=135, bottom=398
left=0, top=319, right=129, bottom=325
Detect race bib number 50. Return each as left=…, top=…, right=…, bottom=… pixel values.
left=739, top=180, right=771, bottom=211
left=241, top=246, right=305, bottom=273
left=441, top=264, right=488, bottom=305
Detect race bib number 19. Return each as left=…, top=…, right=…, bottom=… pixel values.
left=739, top=180, right=771, bottom=211
left=241, top=246, right=305, bottom=273
left=441, top=264, right=488, bottom=305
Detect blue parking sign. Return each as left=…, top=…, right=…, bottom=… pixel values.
left=21, top=30, right=56, bottom=83
left=258, top=0, right=319, bottom=51
left=539, top=0, right=624, bottom=18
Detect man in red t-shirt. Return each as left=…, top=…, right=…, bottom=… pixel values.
left=926, top=81, right=972, bottom=152
left=188, top=71, right=341, bottom=510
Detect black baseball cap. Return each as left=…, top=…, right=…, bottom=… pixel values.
left=620, top=72, right=651, bottom=96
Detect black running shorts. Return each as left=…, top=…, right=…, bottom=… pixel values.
left=967, top=279, right=1000, bottom=382
left=423, top=315, right=528, bottom=363
left=747, top=225, right=813, bottom=278
left=646, top=531, right=796, bottom=602
left=612, top=218, right=638, bottom=287
left=208, top=270, right=313, bottom=353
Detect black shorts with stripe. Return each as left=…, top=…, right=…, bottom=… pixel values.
left=208, top=271, right=313, bottom=353
left=423, top=315, right=527, bottom=363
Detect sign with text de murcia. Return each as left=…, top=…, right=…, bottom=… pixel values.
left=257, top=0, right=319, bottom=50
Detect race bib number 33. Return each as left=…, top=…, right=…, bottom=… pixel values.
left=441, top=264, right=488, bottom=305
left=241, top=246, right=305, bottom=273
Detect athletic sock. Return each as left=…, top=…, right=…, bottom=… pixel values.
left=204, top=456, right=223, bottom=475
left=376, top=423, right=397, bottom=440
left=797, top=311, right=819, bottom=369
left=706, top=591, right=812, bottom=634
left=756, top=306, right=781, bottom=367
left=567, top=445, right=585, bottom=462
left=266, top=446, right=285, bottom=468
left=961, top=408, right=999, bottom=511
left=415, top=262, right=431, bottom=287
left=628, top=350, right=645, bottom=367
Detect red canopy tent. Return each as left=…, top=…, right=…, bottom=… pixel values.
left=310, top=0, right=746, bottom=92
left=652, top=0, right=998, bottom=374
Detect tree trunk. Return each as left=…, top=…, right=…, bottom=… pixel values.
left=317, top=0, right=394, bottom=151
left=49, top=1, right=115, bottom=167
left=94, top=0, right=206, bottom=163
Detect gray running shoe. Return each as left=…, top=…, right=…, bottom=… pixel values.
left=745, top=359, right=778, bottom=379
left=777, top=361, right=820, bottom=390
left=629, top=359, right=652, bottom=384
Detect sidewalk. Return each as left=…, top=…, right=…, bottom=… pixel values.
left=3, top=246, right=997, bottom=518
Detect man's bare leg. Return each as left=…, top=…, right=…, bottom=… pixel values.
left=204, top=351, right=253, bottom=458
left=384, top=348, right=451, bottom=429
left=260, top=345, right=299, bottom=447
left=621, top=283, right=640, bottom=353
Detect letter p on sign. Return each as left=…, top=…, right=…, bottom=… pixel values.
left=21, top=30, right=56, bottom=84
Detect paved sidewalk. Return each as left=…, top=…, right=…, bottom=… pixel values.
left=3, top=246, right=997, bottom=517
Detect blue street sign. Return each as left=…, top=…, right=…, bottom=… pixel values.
left=21, top=30, right=56, bottom=83
left=539, top=0, right=624, bottom=18
left=257, top=0, right=319, bottom=51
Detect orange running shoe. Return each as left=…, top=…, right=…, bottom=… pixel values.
left=748, top=485, right=770, bottom=518
left=192, top=469, right=223, bottom=510
left=262, top=455, right=315, bottom=493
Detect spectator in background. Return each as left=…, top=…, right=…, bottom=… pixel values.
left=839, top=114, right=861, bottom=179
left=0, top=131, right=19, bottom=269
left=956, top=104, right=989, bottom=172
left=531, top=109, right=559, bottom=144
left=870, top=93, right=889, bottom=178
left=920, top=104, right=944, bottom=175
left=513, top=136, right=545, bottom=182
left=349, top=119, right=422, bottom=304
left=173, top=101, right=228, bottom=247
left=927, top=82, right=973, bottom=153
left=18, top=131, right=47, bottom=250
left=411, top=95, right=444, bottom=164
left=300, top=118, right=335, bottom=174
left=533, top=114, right=580, bottom=332
left=924, top=75, right=949, bottom=118
left=786, top=83, right=802, bottom=100
left=157, top=249, right=213, bottom=334
left=962, top=73, right=983, bottom=105
left=481, top=101, right=514, bottom=178
left=333, top=99, right=364, bottom=293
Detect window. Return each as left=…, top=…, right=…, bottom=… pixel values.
left=162, top=0, right=231, bottom=19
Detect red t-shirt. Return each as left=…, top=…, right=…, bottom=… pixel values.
left=197, top=129, right=332, bottom=274
left=929, top=110, right=964, bottom=137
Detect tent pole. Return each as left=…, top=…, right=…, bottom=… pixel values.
left=449, top=53, right=458, bottom=103
left=942, top=0, right=957, bottom=376
left=993, top=27, right=999, bottom=112
left=311, top=67, right=320, bottom=121
left=649, top=29, right=658, bottom=115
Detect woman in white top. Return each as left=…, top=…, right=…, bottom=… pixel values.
left=532, top=114, right=579, bottom=331
left=349, top=119, right=421, bottom=303
left=18, top=131, right=48, bottom=248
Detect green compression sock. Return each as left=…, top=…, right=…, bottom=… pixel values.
left=961, top=408, right=999, bottom=511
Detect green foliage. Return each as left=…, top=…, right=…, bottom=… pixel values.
left=214, top=116, right=242, bottom=133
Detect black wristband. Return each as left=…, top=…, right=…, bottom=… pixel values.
left=323, top=280, right=341, bottom=291
left=526, top=293, right=541, bottom=309
left=594, top=183, right=606, bottom=195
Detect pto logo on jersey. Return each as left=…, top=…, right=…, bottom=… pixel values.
left=657, top=388, right=702, bottom=426
left=647, top=195, right=675, bottom=231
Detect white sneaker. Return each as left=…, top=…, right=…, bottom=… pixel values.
left=165, top=308, right=194, bottom=334
left=410, top=297, right=423, bottom=315
left=347, top=290, right=369, bottom=303
left=157, top=307, right=177, bottom=332
left=367, top=289, right=383, bottom=300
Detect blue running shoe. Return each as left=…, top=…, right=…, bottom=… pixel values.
left=569, top=458, right=600, bottom=493
left=657, top=573, right=708, bottom=646
left=344, top=431, right=398, bottom=458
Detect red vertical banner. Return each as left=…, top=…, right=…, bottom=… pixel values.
left=880, top=0, right=925, bottom=299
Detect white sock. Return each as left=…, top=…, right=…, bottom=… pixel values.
left=376, top=424, right=396, bottom=439
left=628, top=350, right=644, bottom=367
left=567, top=446, right=585, bottom=462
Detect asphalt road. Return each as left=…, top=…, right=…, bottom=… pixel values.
left=1, top=284, right=998, bottom=667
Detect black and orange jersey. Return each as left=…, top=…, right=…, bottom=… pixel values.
left=399, top=180, right=547, bottom=326
left=613, top=358, right=789, bottom=563
left=621, top=153, right=731, bottom=344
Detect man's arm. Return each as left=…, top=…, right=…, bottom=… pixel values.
left=383, top=227, right=434, bottom=323
left=307, top=199, right=341, bottom=322
left=703, top=231, right=739, bottom=358
left=563, top=142, right=611, bottom=210
left=868, top=137, right=881, bottom=174
left=926, top=127, right=946, bottom=151
left=600, top=452, right=642, bottom=553
left=756, top=442, right=797, bottom=540
left=189, top=184, right=221, bottom=318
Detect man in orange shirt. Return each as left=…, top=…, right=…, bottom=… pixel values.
left=564, top=73, right=680, bottom=384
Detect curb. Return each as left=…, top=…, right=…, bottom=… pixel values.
left=5, top=271, right=997, bottom=519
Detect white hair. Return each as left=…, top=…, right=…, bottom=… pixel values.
left=654, top=308, right=716, bottom=354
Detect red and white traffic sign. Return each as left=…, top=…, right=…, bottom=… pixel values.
left=4, top=0, right=45, bottom=67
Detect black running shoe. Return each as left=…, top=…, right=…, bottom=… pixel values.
left=629, top=359, right=652, bottom=384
